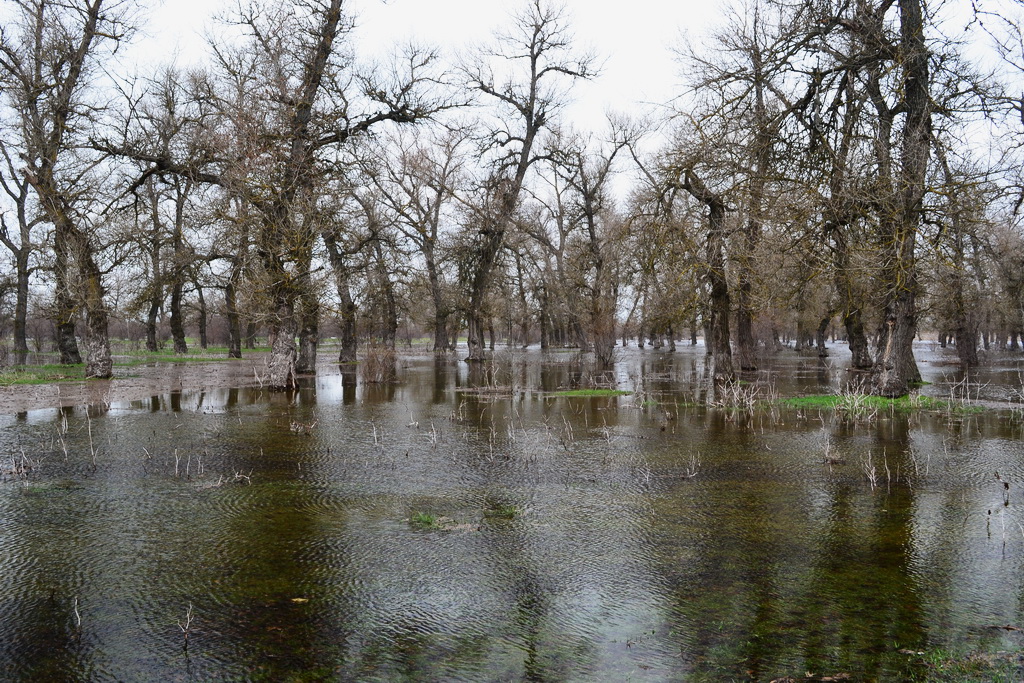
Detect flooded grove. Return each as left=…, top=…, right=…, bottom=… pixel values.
left=1, top=343, right=1024, bottom=681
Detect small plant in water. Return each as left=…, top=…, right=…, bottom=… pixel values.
left=409, top=511, right=440, bottom=529
left=484, top=504, right=520, bottom=519
left=863, top=451, right=878, bottom=490
left=836, top=389, right=879, bottom=421
left=178, top=602, right=194, bottom=650
left=822, top=435, right=845, bottom=467
left=684, top=452, right=701, bottom=479
left=550, top=388, right=631, bottom=397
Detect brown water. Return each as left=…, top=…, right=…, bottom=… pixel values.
left=1, top=343, right=1023, bottom=681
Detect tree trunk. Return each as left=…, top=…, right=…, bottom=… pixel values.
left=225, top=279, right=242, bottom=359
left=735, top=59, right=771, bottom=372
left=872, top=0, right=928, bottom=397
left=467, top=313, right=487, bottom=360
left=736, top=291, right=756, bottom=370
left=426, top=250, right=449, bottom=354
left=13, top=252, right=29, bottom=363
left=685, top=170, right=734, bottom=385
left=953, top=319, right=978, bottom=367
left=53, top=254, right=82, bottom=364
left=170, top=280, right=187, bottom=354
left=382, top=288, right=398, bottom=350
left=339, top=294, right=357, bottom=364
left=844, top=309, right=873, bottom=370
left=195, top=283, right=208, bottom=349
left=324, top=232, right=357, bottom=363
left=146, top=296, right=160, bottom=353
left=593, top=296, right=615, bottom=370
left=295, top=294, right=319, bottom=373
left=80, top=249, right=112, bottom=379
left=267, top=298, right=298, bottom=390
left=816, top=314, right=832, bottom=358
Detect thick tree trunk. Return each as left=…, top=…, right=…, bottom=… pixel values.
left=433, top=312, right=449, bottom=354
left=872, top=0, right=928, bottom=397
left=874, top=292, right=922, bottom=396
left=736, top=291, right=756, bottom=371
left=195, top=284, right=208, bottom=349
left=467, top=314, right=487, bottom=360
left=844, top=309, right=873, bottom=370
left=685, top=170, right=733, bottom=385
left=53, top=257, right=82, bottom=364
left=13, top=253, right=29, bottom=362
left=593, top=298, right=615, bottom=370
left=953, top=319, right=978, bottom=367
left=55, top=321, right=81, bottom=364
left=80, top=250, right=112, bottom=379
left=225, top=280, right=242, bottom=359
left=427, top=251, right=449, bottom=353
left=339, top=295, right=357, bottom=364
left=245, top=322, right=257, bottom=349
left=816, top=314, right=832, bottom=358
left=146, top=297, right=160, bottom=353
left=170, top=281, right=188, bottom=354
left=324, top=233, right=357, bottom=363
left=267, top=299, right=298, bottom=389
left=383, top=290, right=398, bottom=350
left=296, top=294, right=319, bottom=373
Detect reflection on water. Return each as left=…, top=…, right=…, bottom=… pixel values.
left=0, top=344, right=1023, bottom=681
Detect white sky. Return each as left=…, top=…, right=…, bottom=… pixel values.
left=134, top=0, right=724, bottom=132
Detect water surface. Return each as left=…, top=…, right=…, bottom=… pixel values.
left=1, top=344, right=1023, bottom=681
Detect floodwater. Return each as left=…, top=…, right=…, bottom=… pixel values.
left=1, top=343, right=1024, bottom=681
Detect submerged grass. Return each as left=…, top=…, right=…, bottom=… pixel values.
left=904, top=648, right=1024, bottom=682
left=483, top=504, right=520, bottom=519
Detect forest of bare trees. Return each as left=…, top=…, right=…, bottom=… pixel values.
left=2, top=0, right=1024, bottom=396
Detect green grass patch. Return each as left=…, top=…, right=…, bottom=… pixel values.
left=408, top=511, right=441, bottom=529
left=778, top=395, right=843, bottom=409
left=777, top=393, right=984, bottom=414
left=0, top=364, right=85, bottom=386
left=904, top=648, right=1024, bottom=682
left=550, top=389, right=632, bottom=397
left=484, top=504, right=520, bottom=519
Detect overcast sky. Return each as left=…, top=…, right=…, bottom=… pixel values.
left=134, top=0, right=724, bottom=132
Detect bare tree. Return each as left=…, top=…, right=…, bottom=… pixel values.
left=0, top=140, right=44, bottom=362
left=108, top=0, right=444, bottom=387
left=359, top=127, right=468, bottom=354
left=546, top=125, right=631, bottom=368
left=460, top=0, right=594, bottom=362
left=0, top=0, right=135, bottom=376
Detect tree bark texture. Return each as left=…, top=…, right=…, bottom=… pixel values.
left=225, top=278, right=242, bottom=359
left=296, top=293, right=319, bottom=373
left=684, top=170, right=734, bottom=385
left=872, top=0, right=928, bottom=396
